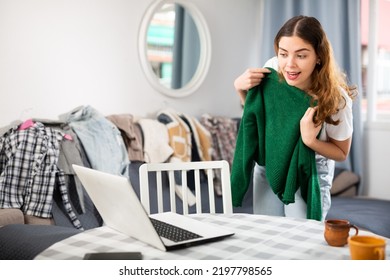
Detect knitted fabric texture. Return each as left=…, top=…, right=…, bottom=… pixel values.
left=230, top=68, right=322, bottom=220
left=157, top=110, right=192, bottom=163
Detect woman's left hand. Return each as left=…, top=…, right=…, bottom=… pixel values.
left=300, top=107, right=322, bottom=147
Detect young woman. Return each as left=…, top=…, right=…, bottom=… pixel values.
left=232, top=15, right=357, bottom=221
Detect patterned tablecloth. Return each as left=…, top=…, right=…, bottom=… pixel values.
left=35, top=213, right=390, bottom=260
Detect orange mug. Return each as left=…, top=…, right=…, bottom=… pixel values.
left=324, top=219, right=359, bottom=247
left=348, top=235, right=386, bottom=260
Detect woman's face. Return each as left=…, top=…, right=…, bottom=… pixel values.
left=277, top=35, right=318, bottom=91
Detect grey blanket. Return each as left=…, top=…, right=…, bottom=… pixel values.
left=326, top=197, right=390, bottom=238
left=0, top=224, right=80, bottom=260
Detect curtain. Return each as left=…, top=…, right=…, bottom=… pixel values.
left=260, top=0, right=363, bottom=193
left=171, top=4, right=200, bottom=89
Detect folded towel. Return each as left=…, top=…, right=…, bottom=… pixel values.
left=231, top=68, right=322, bottom=220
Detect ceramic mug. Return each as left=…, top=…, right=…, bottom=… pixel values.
left=348, top=235, right=386, bottom=260
left=324, top=219, right=359, bottom=247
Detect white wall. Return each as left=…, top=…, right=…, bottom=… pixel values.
left=0, top=0, right=261, bottom=127
left=363, top=122, right=390, bottom=199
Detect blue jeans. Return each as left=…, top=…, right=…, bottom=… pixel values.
left=253, top=154, right=334, bottom=221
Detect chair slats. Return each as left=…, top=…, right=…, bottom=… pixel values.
left=194, top=169, right=202, bottom=214
left=139, top=160, right=233, bottom=215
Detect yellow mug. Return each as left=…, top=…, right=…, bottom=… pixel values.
left=348, top=235, right=387, bottom=260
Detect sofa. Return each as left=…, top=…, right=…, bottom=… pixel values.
left=326, top=168, right=390, bottom=238
left=1, top=106, right=390, bottom=260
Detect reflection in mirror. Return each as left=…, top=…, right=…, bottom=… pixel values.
left=139, top=0, right=211, bottom=98
left=146, top=3, right=200, bottom=90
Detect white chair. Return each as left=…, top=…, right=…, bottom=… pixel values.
left=139, top=160, right=233, bottom=215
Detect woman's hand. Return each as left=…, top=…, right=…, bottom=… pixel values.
left=300, top=107, right=322, bottom=147
left=300, top=106, right=351, bottom=161
left=234, top=68, right=271, bottom=105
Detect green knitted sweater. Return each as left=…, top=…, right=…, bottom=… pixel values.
left=231, top=68, right=322, bottom=220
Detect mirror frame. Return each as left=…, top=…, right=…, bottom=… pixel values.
left=138, top=0, right=211, bottom=98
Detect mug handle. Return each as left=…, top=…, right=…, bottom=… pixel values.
left=350, top=224, right=359, bottom=236
left=374, top=248, right=385, bottom=260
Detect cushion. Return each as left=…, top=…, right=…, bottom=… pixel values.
left=24, top=215, right=54, bottom=225
left=331, top=169, right=359, bottom=196
left=0, top=209, right=24, bottom=226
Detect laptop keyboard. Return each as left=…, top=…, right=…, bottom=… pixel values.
left=150, top=217, right=202, bottom=243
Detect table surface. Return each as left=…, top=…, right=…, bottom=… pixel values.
left=35, top=213, right=390, bottom=260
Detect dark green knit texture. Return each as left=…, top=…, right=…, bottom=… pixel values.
left=231, top=68, right=322, bottom=220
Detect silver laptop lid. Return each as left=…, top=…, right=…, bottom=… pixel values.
left=72, top=164, right=167, bottom=251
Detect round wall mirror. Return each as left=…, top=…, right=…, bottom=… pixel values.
left=138, top=0, right=211, bottom=98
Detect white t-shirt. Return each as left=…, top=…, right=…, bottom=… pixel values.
left=264, top=56, right=353, bottom=141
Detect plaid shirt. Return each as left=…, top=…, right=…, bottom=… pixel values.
left=0, top=122, right=82, bottom=229
left=200, top=115, right=238, bottom=167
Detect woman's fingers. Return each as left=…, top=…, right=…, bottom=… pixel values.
left=240, top=68, right=271, bottom=90
left=234, top=68, right=272, bottom=105
left=304, top=106, right=318, bottom=119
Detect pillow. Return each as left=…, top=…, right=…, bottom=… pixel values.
left=0, top=209, right=24, bottom=226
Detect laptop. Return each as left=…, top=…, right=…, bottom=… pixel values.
left=72, top=164, right=234, bottom=251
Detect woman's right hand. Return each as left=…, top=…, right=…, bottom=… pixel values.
left=234, top=68, right=271, bottom=105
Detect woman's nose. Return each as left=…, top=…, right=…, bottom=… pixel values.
left=286, top=56, right=296, bottom=67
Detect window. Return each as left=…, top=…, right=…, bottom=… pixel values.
left=361, top=0, right=390, bottom=120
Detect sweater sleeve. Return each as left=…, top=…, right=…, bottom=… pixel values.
left=230, top=86, right=264, bottom=207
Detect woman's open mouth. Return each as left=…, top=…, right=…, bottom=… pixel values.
left=285, top=71, right=300, bottom=81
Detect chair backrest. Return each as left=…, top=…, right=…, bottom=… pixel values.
left=139, top=160, right=233, bottom=215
